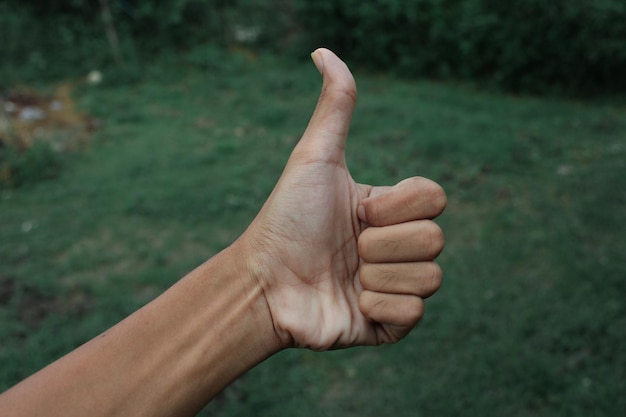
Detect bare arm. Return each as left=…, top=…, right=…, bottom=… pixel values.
left=0, top=48, right=446, bottom=416
left=0, top=248, right=280, bottom=416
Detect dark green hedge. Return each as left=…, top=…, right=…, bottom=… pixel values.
left=296, top=0, right=626, bottom=95
left=1, top=0, right=625, bottom=95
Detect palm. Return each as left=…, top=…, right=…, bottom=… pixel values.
left=252, top=156, right=375, bottom=350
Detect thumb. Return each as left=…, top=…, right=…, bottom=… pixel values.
left=296, top=48, right=357, bottom=164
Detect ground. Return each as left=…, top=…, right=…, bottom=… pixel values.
left=0, top=52, right=624, bottom=416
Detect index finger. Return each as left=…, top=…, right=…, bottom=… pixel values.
left=358, top=177, right=447, bottom=227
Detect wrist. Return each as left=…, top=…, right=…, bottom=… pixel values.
left=131, top=244, right=285, bottom=410
left=203, top=243, right=285, bottom=355
left=231, top=235, right=296, bottom=349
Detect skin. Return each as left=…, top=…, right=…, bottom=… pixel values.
left=0, top=48, right=446, bottom=416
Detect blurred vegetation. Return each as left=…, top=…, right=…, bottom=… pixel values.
left=0, top=53, right=624, bottom=416
left=0, top=2, right=624, bottom=415
left=1, top=0, right=625, bottom=95
left=298, top=0, right=626, bottom=95
left=0, top=142, right=64, bottom=188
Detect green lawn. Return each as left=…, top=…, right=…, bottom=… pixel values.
left=1, top=51, right=624, bottom=416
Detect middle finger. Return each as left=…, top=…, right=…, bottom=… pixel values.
left=358, top=220, right=444, bottom=263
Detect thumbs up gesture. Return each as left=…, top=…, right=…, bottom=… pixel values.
left=0, top=49, right=447, bottom=417
left=236, top=48, right=447, bottom=350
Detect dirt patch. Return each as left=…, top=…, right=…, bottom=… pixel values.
left=0, top=84, right=97, bottom=153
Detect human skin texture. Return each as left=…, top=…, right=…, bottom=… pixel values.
left=0, top=48, right=446, bottom=417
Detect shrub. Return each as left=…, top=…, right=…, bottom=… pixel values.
left=295, top=0, right=626, bottom=95
left=1, top=0, right=624, bottom=95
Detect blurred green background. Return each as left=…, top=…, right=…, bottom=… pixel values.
left=1, top=1, right=625, bottom=416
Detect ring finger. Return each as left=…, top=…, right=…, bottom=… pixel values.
left=360, top=262, right=442, bottom=298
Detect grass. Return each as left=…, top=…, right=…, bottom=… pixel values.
left=1, top=50, right=624, bottom=416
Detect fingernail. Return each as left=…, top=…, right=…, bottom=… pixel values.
left=311, top=50, right=324, bottom=75
left=358, top=204, right=368, bottom=223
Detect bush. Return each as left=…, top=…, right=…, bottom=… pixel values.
left=0, top=1, right=110, bottom=85
left=0, top=0, right=293, bottom=87
left=1, top=1, right=624, bottom=96
left=295, top=0, right=626, bottom=95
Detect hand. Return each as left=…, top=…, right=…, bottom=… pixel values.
left=0, top=48, right=447, bottom=416
left=235, top=48, right=447, bottom=350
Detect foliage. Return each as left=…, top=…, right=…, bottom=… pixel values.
left=295, top=0, right=626, bottom=95
left=2, top=1, right=625, bottom=95
left=0, top=0, right=293, bottom=86
left=1, top=53, right=624, bottom=415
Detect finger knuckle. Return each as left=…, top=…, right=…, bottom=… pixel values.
left=418, top=263, right=442, bottom=297
left=359, top=263, right=375, bottom=288
left=364, top=199, right=384, bottom=226
left=357, top=231, right=373, bottom=262
left=421, top=179, right=447, bottom=216
left=325, top=80, right=357, bottom=105
left=404, top=177, right=447, bottom=218
left=429, top=262, right=443, bottom=291
left=423, top=221, right=445, bottom=257
left=358, top=292, right=371, bottom=316
left=402, top=297, right=424, bottom=325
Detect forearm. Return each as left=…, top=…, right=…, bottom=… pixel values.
left=0, top=245, right=281, bottom=417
